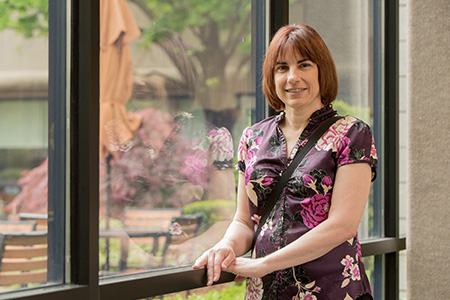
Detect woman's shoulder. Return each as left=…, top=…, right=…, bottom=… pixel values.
left=336, top=115, right=373, bottom=136
left=246, top=114, right=279, bottom=131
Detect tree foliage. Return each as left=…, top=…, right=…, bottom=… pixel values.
left=0, top=0, right=48, bottom=37
left=130, top=0, right=252, bottom=113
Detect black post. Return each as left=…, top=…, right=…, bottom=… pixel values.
left=70, top=0, right=100, bottom=296
left=384, top=0, right=400, bottom=299
left=48, top=0, right=67, bottom=283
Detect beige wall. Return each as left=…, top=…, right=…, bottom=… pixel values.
left=408, top=0, right=450, bottom=298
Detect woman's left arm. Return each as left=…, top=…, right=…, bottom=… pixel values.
left=226, top=162, right=372, bottom=279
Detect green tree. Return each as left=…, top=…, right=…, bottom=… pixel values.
left=130, top=0, right=251, bottom=128
left=0, top=0, right=48, bottom=37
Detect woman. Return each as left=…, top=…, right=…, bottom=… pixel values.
left=193, top=24, right=377, bottom=300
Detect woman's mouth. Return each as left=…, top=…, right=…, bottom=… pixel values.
left=286, top=88, right=306, bottom=93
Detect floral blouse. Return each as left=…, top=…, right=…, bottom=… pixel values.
left=236, top=105, right=378, bottom=300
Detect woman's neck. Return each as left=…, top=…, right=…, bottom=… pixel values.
left=282, top=104, right=323, bottom=132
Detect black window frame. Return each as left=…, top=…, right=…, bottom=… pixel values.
left=1, top=0, right=405, bottom=299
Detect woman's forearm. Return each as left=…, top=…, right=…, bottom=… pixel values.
left=218, top=217, right=255, bottom=256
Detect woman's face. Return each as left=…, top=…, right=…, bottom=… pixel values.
left=274, top=47, right=322, bottom=113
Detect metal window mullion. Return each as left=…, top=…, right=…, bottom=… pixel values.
left=384, top=0, right=400, bottom=299
left=70, top=0, right=100, bottom=296
left=252, top=0, right=268, bottom=122
left=48, top=0, right=67, bottom=284
left=267, top=0, right=288, bottom=118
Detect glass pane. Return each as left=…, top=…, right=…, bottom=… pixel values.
left=399, top=250, right=407, bottom=300
left=289, top=0, right=382, bottom=240
left=0, top=0, right=54, bottom=292
left=363, top=255, right=385, bottom=300
left=99, top=0, right=253, bottom=276
left=398, top=0, right=408, bottom=238
left=144, top=282, right=246, bottom=300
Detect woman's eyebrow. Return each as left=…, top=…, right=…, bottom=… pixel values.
left=297, top=58, right=309, bottom=64
left=275, top=58, right=309, bottom=65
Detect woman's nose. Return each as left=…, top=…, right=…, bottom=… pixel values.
left=288, top=69, right=300, bottom=83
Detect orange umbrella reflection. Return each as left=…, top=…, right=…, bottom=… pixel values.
left=99, top=0, right=142, bottom=160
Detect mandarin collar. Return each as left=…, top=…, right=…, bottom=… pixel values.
left=274, top=105, right=337, bottom=125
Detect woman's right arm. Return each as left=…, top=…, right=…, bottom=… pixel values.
left=192, top=173, right=254, bottom=285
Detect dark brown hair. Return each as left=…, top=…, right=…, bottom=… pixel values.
left=262, top=24, right=338, bottom=111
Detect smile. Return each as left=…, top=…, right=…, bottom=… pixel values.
left=286, top=88, right=306, bottom=92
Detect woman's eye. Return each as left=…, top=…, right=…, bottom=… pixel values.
left=276, top=65, right=287, bottom=72
left=299, top=62, right=311, bottom=68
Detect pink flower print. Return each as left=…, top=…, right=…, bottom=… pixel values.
left=183, top=150, right=208, bottom=187
left=337, top=136, right=351, bottom=165
left=298, top=292, right=317, bottom=300
left=245, top=165, right=254, bottom=185
left=302, top=174, right=317, bottom=189
left=370, top=137, right=378, bottom=159
left=350, top=264, right=361, bottom=281
left=341, top=255, right=354, bottom=270
left=321, top=176, right=332, bottom=194
left=169, top=222, right=183, bottom=235
left=238, top=136, right=249, bottom=162
left=261, top=176, right=274, bottom=186
left=321, top=176, right=332, bottom=187
left=247, top=149, right=257, bottom=166
left=245, top=277, right=263, bottom=300
left=251, top=214, right=261, bottom=224
left=316, top=126, right=339, bottom=151
left=252, top=135, right=263, bottom=148
left=208, top=127, right=234, bottom=162
left=300, top=194, right=331, bottom=228
left=244, top=128, right=254, bottom=139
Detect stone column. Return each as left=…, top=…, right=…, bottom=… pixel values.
left=408, top=0, right=450, bottom=298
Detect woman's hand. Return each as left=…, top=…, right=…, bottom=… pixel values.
left=192, top=244, right=236, bottom=286
left=225, top=257, right=271, bottom=283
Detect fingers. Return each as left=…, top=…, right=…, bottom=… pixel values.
left=234, top=275, right=246, bottom=284
left=206, top=251, right=216, bottom=285
left=221, top=252, right=235, bottom=270
left=192, top=252, right=208, bottom=269
left=193, top=248, right=236, bottom=286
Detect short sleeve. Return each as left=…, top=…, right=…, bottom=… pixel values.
left=235, top=127, right=250, bottom=174
left=208, top=127, right=234, bottom=170
left=336, top=119, right=378, bottom=181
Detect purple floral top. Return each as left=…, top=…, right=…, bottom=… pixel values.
left=236, top=105, right=377, bottom=300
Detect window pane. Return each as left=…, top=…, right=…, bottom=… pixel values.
left=289, top=0, right=382, bottom=239
left=0, top=0, right=54, bottom=292
left=363, top=255, right=385, bottom=300
left=144, top=282, right=246, bottom=300
left=99, top=0, right=253, bottom=276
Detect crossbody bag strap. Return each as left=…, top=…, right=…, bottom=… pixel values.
left=251, top=115, right=344, bottom=252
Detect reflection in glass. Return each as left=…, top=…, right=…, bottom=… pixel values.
left=0, top=0, right=50, bottom=293
left=289, top=0, right=380, bottom=239
left=99, top=0, right=253, bottom=276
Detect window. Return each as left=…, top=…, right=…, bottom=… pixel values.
left=97, top=0, right=253, bottom=277
left=0, top=0, right=405, bottom=299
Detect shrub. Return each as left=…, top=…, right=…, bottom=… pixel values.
left=333, top=99, right=371, bottom=124
left=161, top=282, right=246, bottom=300
left=182, top=199, right=236, bottom=234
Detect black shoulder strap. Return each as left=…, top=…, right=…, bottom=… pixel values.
left=251, top=115, right=344, bottom=251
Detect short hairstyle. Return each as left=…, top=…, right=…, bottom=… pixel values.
left=262, top=24, right=338, bottom=111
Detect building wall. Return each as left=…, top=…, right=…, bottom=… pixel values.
left=408, top=0, right=450, bottom=298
